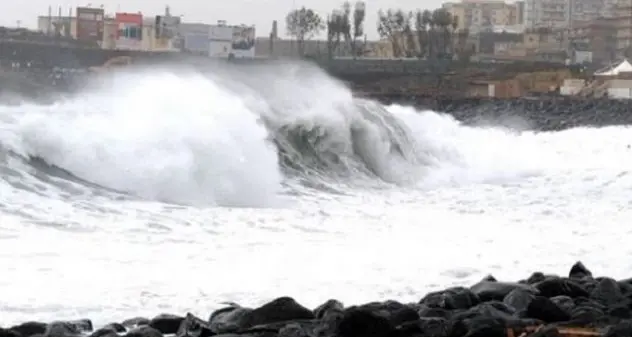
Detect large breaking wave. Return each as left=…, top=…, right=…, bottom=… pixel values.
left=0, top=62, right=541, bottom=207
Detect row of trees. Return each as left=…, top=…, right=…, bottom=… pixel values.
left=285, top=1, right=367, bottom=57
left=284, top=4, right=471, bottom=60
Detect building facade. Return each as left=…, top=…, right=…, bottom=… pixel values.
left=443, top=0, right=520, bottom=33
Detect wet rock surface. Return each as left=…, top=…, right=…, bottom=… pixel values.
left=373, top=95, right=632, bottom=131
left=3, top=262, right=631, bottom=337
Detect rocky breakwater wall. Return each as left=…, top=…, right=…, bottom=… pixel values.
left=370, top=95, right=632, bottom=131
left=2, top=262, right=632, bottom=337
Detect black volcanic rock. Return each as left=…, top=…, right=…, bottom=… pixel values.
left=526, top=296, right=571, bottom=323
left=121, top=318, right=149, bottom=330
left=6, top=261, right=632, bottom=337
left=534, top=278, right=590, bottom=298
left=8, top=322, right=47, bottom=337
left=470, top=281, right=538, bottom=302
left=124, top=326, right=162, bottom=337
left=570, top=261, right=593, bottom=280
left=148, top=314, right=183, bottom=335
left=336, top=307, right=393, bottom=337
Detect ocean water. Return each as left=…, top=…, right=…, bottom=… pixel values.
left=1, top=62, right=632, bottom=326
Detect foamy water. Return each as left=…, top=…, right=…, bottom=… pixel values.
left=1, top=64, right=632, bottom=326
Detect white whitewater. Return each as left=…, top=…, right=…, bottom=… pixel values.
left=0, top=64, right=632, bottom=326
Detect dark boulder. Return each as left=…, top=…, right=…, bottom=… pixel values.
left=9, top=322, right=47, bottom=337
left=526, top=296, right=571, bottom=323
left=43, top=321, right=87, bottom=337
left=418, top=305, right=453, bottom=319
left=396, top=317, right=451, bottom=337
left=503, top=288, right=536, bottom=313
left=243, top=297, right=314, bottom=328
left=121, top=318, right=149, bottom=330
left=471, top=281, right=538, bottom=302
left=449, top=317, right=507, bottom=337
left=534, top=278, right=590, bottom=298
left=420, top=287, right=480, bottom=310
left=550, top=296, right=575, bottom=314
left=209, top=305, right=252, bottom=334
left=148, top=314, right=184, bottom=335
left=0, top=329, right=21, bottom=337
left=337, top=307, right=393, bottom=337
left=175, top=313, right=213, bottom=337
left=359, top=300, right=419, bottom=326
left=124, top=326, right=163, bottom=337
left=88, top=329, right=118, bottom=337
left=604, top=320, right=632, bottom=337
left=591, top=278, right=626, bottom=307
left=313, top=299, right=344, bottom=319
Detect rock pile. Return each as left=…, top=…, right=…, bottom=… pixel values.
left=2, top=262, right=632, bottom=337
left=373, top=95, right=632, bottom=131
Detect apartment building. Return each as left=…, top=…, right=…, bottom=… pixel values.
left=443, top=0, right=520, bottom=33
left=524, top=0, right=610, bottom=29
left=613, top=0, right=632, bottom=54
left=524, top=0, right=570, bottom=28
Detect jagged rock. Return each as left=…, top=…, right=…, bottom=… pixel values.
left=569, top=261, right=593, bottom=279
left=313, top=299, right=344, bottom=319
left=148, top=314, right=183, bottom=335
left=526, top=272, right=548, bottom=285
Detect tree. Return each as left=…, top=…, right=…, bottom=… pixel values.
left=327, top=9, right=346, bottom=58
left=326, top=2, right=365, bottom=58
left=286, top=7, right=324, bottom=56
left=377, top=9, right=407, bottom=57
left=431, top=8, right=453, bottom=58
left=351, top=1, right=366, bottom=56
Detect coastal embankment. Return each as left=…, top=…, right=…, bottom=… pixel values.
left=1, top=262, right=629, bottom=337
left=365, top=94, right=632, bottom=131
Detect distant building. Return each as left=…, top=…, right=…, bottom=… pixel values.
left=443, top=0, right=520, bottom=33
left=36, top=7, right=256, bottom=56
left=613, top=0, right=632, bottom=55
left=524, top=0, right=570, bottom=29
left=524, top=0, right=612, bottom=29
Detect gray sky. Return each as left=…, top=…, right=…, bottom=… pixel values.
left=1, top=0, right=444, bottom=39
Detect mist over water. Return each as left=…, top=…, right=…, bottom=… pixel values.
left=2, top=61, right=632, bottom=326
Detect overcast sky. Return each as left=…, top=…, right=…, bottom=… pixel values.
left=1, top=0, right=445, bottom=39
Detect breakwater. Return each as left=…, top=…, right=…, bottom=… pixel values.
left=0, top=262, right=629, bottom=337
left=369, top=95, right=632, bottom=131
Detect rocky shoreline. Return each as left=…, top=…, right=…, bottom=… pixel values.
left=369, top=95, right=632, bottom=131
left=2, top=262, right=632, bottom=337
